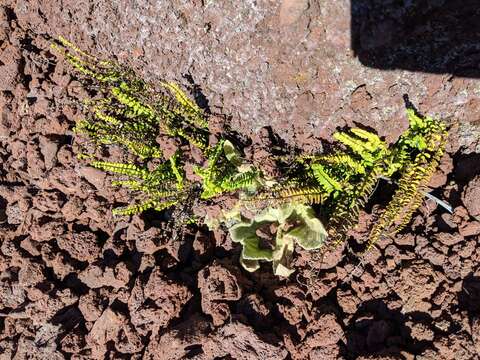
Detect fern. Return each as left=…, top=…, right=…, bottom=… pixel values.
left=327, top=167, right=381, bottom=243
left=366, top=123, right=447, bottom=249
left=303, top=153, right=366, bottom=176
left=53, top=37, right=209, bottom=161
left=91, top=161, right=149, bottom=179
left=90, top=157, right=184, bottom=215
left=75, top=101, right=162, bottom=160
left=334, top=128, right=388, bottom=166
left=111, top=179, right=143, bottom=189
left=113, top=199, right=178, bottom=216
left=195, top=140, right=225, bottom=198
left=310, top=164, right=343, bottom=193
left=169, top=153, right=185, bottom=190
left=52, top=38, right=122, bottom=84
left=277, top=186, right=326, bottom=205
left=249, top=184, right=327, bottom=206
left=56, top=38, right=451, bottom=274
left=295, top=110, right=448, bottom=250
left=161, top=82, right=209, bottom=129
left=110, top=87, right=156, bottom=119
left=194, top=140, right=260, bottom=198
left=176, top=127, right=208, bottom=150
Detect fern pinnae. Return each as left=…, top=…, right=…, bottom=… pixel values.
left=328, top=167, right=381, bottom=242
left=91, top=161, right=149, bottom=179
left=113, top=198, right=178, bottom=216
left=113, top=199, right=156, bottom=216
left=169, top=153, right=185, bottom=190
left=161, top=82, right=209, bottom=129
left=324, top=153, right=366, bottom=175
left=176, top=128, right=208, bottom=150
left=279, top=186, right=325, bottom=205
left=111, top=179, right=142, bottom=189
left=220, top=170, right=259, bottom=191
left=388, top=190, right=425, bottom=236
left=56, top=36, right=92, bottom=58
left=126, top=141, right=163, bottom=159
left=148, top=190, right=179, bottom=198
left=75, top=119, right=109, bottom=134
left=93, top=109, right=122, bottom=126
left=311, top=163, right=342, bottom=193
left=366, top=124, right=447, bottom=250
left=110, top=87, right=155, bottom=119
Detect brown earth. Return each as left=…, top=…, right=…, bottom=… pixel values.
left=1, top=0, right=480, bottom=359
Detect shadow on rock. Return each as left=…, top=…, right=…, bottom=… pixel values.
left=342, top=299, right=434, bottom=359
left=458, top=275, right=480, bottom=315
left=453, top=152, right=480, bottom=184
left=351, top=0, right=480, bottom=77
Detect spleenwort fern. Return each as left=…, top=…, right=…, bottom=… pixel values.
left=366, top=112, right=448, bottom=249
left=91, top=161, right=149, bottom=178
left=246, top=108, right=447, bottom=251
left=161, top=81, right=209, bottom=129
left=169, top=153, right=185, bottom=190
left=55, top=37, right=450, bottom=275
left=311, top=164, right=343, bottom=193
left=327, top=167, right=382, bottom=245
left=220, top=170, right=259, bottom=192
left=194, top=140, right=261, bottom=199
left=249, top=185, right=327, bottom=206
left=90, top=158, right=182, bottom=215
left=113, top=199, right=178, bottom=216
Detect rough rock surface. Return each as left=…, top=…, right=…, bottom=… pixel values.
left=1, top=0, right=480, bottom=358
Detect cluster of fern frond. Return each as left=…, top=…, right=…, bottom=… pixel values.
left=90, top=155, right=183, bottom=215
left=52, top=37, right=262, bottom=217
left=247, top=110, right=447, bottom=250
left=54, top=37, right=448, bottom=256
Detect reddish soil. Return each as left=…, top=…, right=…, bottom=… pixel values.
left=1, top=1, right=480, bottom=359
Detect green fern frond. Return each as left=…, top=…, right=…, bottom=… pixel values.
left=334, top=129, right=387, bottom=165
left=110, top=87, right=156, bottom=119
left=312, top=153, right=366, bottom=175
left=277, top=186, right=326, bottom=204
left=365, top=117, right=447, bottom=250
left=147, top=190, right=179, bottom=198
left=176, top=128, right=208, bottom=150
left=349, top=128, right=384, bottom=149
left=91, top=161, right=149, bottom=179
left=93, top=110, right=122, bottom=126
left=77, top=153, right=94, bottom=160
left=250, top=185, right=326, bottom=206
left=113, top=199, right=178, bottom=216
left=169, top=153, right=185, bottom=190
left=57, top=36, right=95, bottom=60
left=161, top=82, right=209, bottom=129
left=152, top=199, right=180, bottom=212
left=311, top=164, right=342, bottom=193
left=52, top=39, right=122, bottom=84
left=195, top=140, right=226, bottom=198
left=125, top=141, right=163, bottom=159
left=142, top=166, right=176, bottom=188
left=388, top=189, right=425, bottom=235
left=78, top=103, right=162, bottom=159
left=328, top=167, right=381, bottom=242
left=220, top=170, right=259, bottom=191
left=74, top=119, right=108, bottom=134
